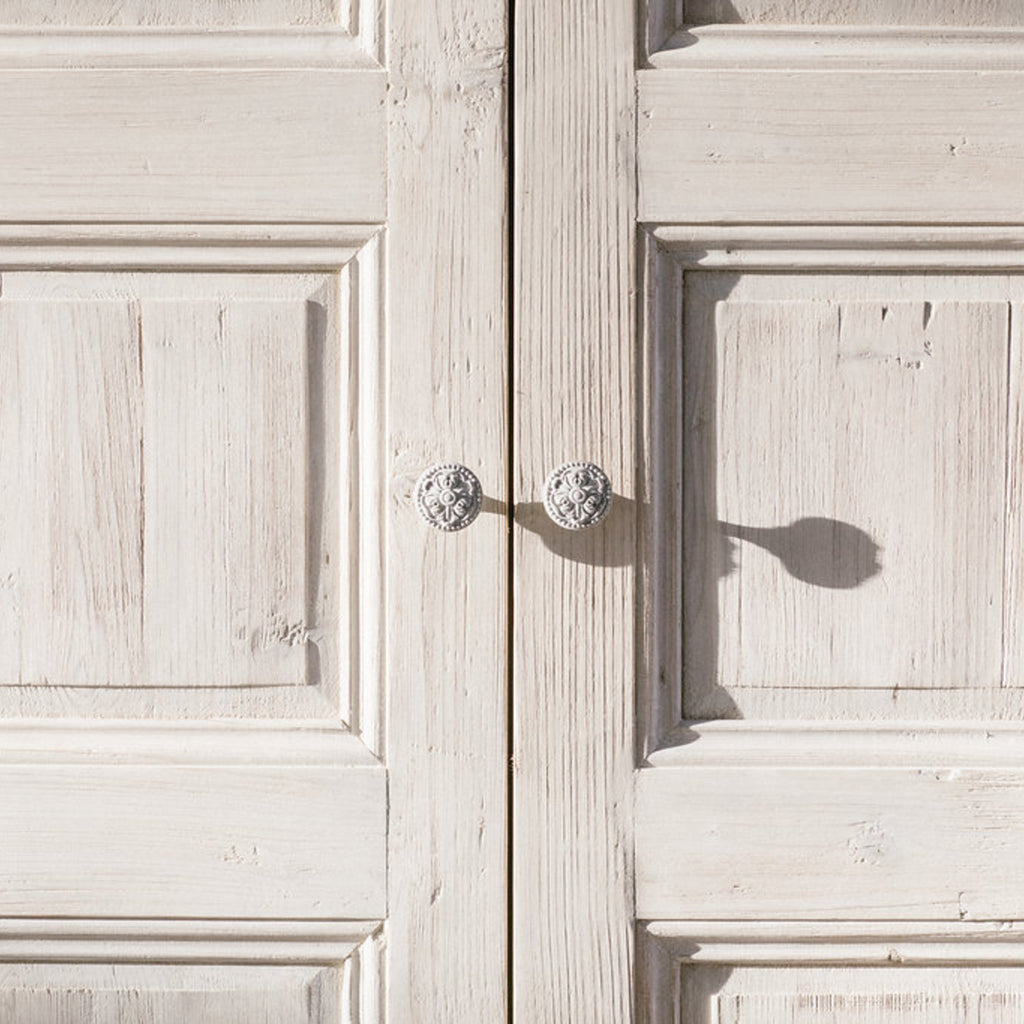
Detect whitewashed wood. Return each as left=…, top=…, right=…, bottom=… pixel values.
left=0, top=964, right=340, bottom=1024
left=684, top=281, right=1008, bottom=714
left=0, top=918, right=373, bottom=962
left=640, top=262, right=1024, bottom=721
left=655, top=225, right=1024, bottom=270
left=638, top=70, right=1024, bottom=223
left=0, top=759, right=384, bottom=917
left=0, top=722, right=377, bottom=765
left=0, top=225, right=371, bottom=269
left=384, top=0, right=508, bottom=1019
left=648, top=723, right=1024, bottom=768
left=681, top=965, right=1024, bottom=1024
left=0, top=0, right=346, bottom=27
left=0, top=70, right=384, bottom=222
left=646, top=919, right=1024, bottom=959
left=641, top=927, right=1024, bottom=1024
left=0, top=31, right=375, bottom=68
left=682, top=0, right=1024, bottom=26
left=651, top=27, right=1024, bottom=70
left=0, top=302, right=142, bottom=689
left=0, top=269, right=383, bottom=721
left=637, top=766, right=1024, bottom=920
left=514, top=0, right=636, bottom=1020
left=142, top=300, right=310, bottom=690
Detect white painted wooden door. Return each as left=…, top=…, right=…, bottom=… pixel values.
left=515, top=2, right=1024, bottom=1021
left=0, top=4, right=506, bottom=1022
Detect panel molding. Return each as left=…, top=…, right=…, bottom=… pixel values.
left=0, top=236, right=385, bottom=746
left=0, top=224, right=377, bottom=269
left=639, top=924, right=1024, bottom=1024
left=0, top=28, right=379, bottom=69
left=648, top=722, right=1024, bottom=768
left=652, top=226, right=1024, bottom=271
left=639, top=229, right=1024, bottom=755
left=648, top=25, right=1024, bottom=69
left=638, top=67, right=1024, bottom=223
left=0, top=70, right=385, bottom=222
left=0, top=918, right=379, bottom=964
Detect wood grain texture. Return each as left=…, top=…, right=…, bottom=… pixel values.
left=0, top=965, right=340, bottom=1024
left=142, top=300, right=310, bottom=690
left=0, top=271, right=365, bottom=720
left=0, top=285, right=343, bottom=708
left=0, top=0, right=345, bottom=26
left=385, top=0, right=508, bottom=1019
left=683, top=0, right=1024, bottom=25
left=514, top=0, right=636, bottom=1020
left=0, top=302, right=143, bottom=689
left=680, top=966, right=1024, bottom=1024
left=650, top=28, right=1024, bottom=71
left=638, top=70, right=1024, bottom=223
left=0, top=763, right=385, bottom=918
left=0, top=70, right=384, bottom=222
left=683, top=279, right=1008, bottom=714
left=637, top=766, right=1024, bottom=920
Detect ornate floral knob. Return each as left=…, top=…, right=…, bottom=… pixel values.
left=543, top=461, right=612, bottom=530
left=414, top=463, right=483, bottom=532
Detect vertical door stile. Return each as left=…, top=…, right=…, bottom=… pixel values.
left=512, top=0, right=639, bottom=1020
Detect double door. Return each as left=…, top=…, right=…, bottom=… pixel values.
left=2, top=1, right=1024, bottom=1021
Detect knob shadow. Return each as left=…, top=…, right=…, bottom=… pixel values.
left=719, top=517, right=882, bottom=590
left=515, top=495, right=638, bottom=568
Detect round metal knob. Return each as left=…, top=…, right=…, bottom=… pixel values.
left=415, top=463, right=483, bottom=531
left=543, top=461, right=612, bottom=530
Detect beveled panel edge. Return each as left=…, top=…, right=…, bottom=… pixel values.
left=0, top=28, right=380, bottom=69
left=637, top=922, right=1024, bottom=1024
left=0, top=919, right=381, bottom=964
left=648, top=25, right=1024, bottom=70
left=644, top=919, right=1024, bottom=963
left=646, top=721, right=1024, bottom=769
left=651, top=225, right=1024, bottom=271
left=0, top=720, right=380, bottom=766
left=0, top=223, right=378, bottom=270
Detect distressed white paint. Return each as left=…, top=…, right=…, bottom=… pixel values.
left=632, top=18, right=1024, bottom=1024
left=513, top=0, right=636, bottom=1020
left=683, top=276, right=1010, bottom=716
left=684, top=966, right=1024, bottom=1024
left=384, top=0, right=509, bottom=1019
left=638, top=70, right=1024, bottom=223
left=682, top=0, right=1024, bottom=25
left=0, top=0, right=345, bottom=26
left=0, top=274, right=352, bottom=719
left=0, top=1, right=506, bottom=1018
left=0, top=964, right=339, bottom=1024
left=0, top=70, right=384, bottom=221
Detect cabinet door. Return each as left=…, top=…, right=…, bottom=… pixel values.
left=515, top=3, right=1024, bottom=1020
left=0, top=3, right=506, bottom=1022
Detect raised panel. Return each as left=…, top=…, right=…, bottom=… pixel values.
left=638, top=70, right=1024, bottom=224
left=0, top=0, right=346, bottom=26
left=680, top=272, right=1023, bottom=719
left=0, top=963, right=340, bottom=1023
left=0, top=758, right=385, bottom=918
left=637, top=765, right=1024, bottom=920
left=679, top=966, right=1024, bottom=1024
left=0, top=266, right=379, bottom=723
left=0, top=70, right=384, bottom=222
left=681, top=0, right=1024, bottom=26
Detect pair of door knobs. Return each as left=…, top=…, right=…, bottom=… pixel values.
left=415, top=461, right=612, bottom=532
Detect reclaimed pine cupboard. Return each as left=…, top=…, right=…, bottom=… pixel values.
left=3, top=0, right=1024, bottom=1021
